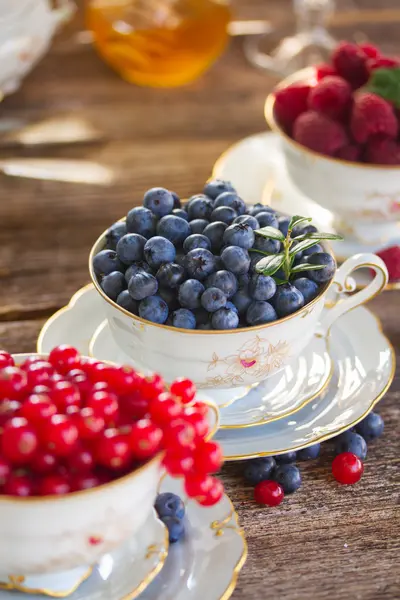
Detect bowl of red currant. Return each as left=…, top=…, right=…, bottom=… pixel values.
left=0, top=346, right=223, bottom=579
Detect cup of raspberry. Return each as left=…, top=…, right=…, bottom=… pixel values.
left=265, top=41, right=400, bottom=246
left=0, top=347, right=222, bottom=579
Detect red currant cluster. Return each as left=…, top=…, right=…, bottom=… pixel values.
left=0, top=347, right=223, bottom=504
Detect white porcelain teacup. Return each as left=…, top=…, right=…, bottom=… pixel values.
left=89, top=232, right=388, bottom=400
left=265, top=67, right=400, bottom=246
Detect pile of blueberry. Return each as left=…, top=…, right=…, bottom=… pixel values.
left=245, top=411, right=384, bottom=506
left=92, top=180, right=338, bottom=330
left=155, top=492, right=185, bottom=543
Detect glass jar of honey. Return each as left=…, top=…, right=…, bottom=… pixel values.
left=85, top=0, right=231, bottom=87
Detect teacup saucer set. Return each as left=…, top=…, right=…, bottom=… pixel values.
left=3, top=62, right=397, bottom=600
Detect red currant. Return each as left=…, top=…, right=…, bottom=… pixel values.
left=191, top=401, right=209, bottom=416
left=163, top=419, right=196, bottom=451
left=20, top=356, right=43, bottom=369
left=76, top=407, right=105, bottom=440
left=119, top=391, right=149, bottom=421
left=142, top=374, right=164, bottom=400
left=86, top=361, right=114, bottom=384
left=70, top=472, right=101, bottom=491
left=67, top=369, right=91, bottom=400
left=31, top=451, right=58, bottom=475
left=162, top=449, right=194, bottom=476
left=102, top=365, right=139, bottom=395
left=170, top=378, right=196, bottom=404
left=184, top=473, right=213, bottom=502
left=332, top=452, right=364, bottom=485
left=51, top=381, right=81, bottom=412
left=254, top=480, right=284, bottom=506
left=87, top=390, right=119, bottom=425
left=0, top=399, right=21, bottom=427
left=193, top=441, right=223, bottom=473
left=31, top=384, right=52, bottom=395
left=96, top=429, right=131, bottom=470
left=20, top=394, right=57, bottom=425
left=4, top=473, right=34, bottom=496
left=183, top=408, right=209, bottom=439
left=67, top=446, right=95, bottom=474
left=92, top=381, right=111, bottom=393
left=0, top=367, right=27, bottom=400
left=41, top=414, right=78, bottom=457
left=0, top=456, right=11, bottom=486
left=149, top=392, right=182, bottom=426
left=198, top=477, right=223, bottom=507
left=130, top=419, right=163, bottom=460
left=0, top=351, right=14, bottom=369
left=48, top=345, right=80, bottom=375
left=1, top=417, right=38, bottom=465
left=24, top=361, right=54, bottom=387
left=39, top=474, right=70, bottom=496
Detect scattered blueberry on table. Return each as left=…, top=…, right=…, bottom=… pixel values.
left=93, top=179, right=341, bottom=329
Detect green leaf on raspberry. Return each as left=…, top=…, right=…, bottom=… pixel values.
left=255, top=226, right=285, bottom=242
left=255, top=253, right=285, bottom=276
left=366, top=68, right=400, bottom=108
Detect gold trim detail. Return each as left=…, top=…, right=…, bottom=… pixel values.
left=0, top=567, right=93, bottom=598
left=218, top=495, right=248, bottom=600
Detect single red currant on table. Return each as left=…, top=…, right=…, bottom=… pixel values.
left=332, top=452, right=364, bottom=484
left=254, top=480, right=284, bottom=506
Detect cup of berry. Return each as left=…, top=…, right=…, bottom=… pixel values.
left=89, top=182, right=388, bottom=403
left=0, top=347, right=223, bottom=581
left=265, top=41, right=400, bottom=246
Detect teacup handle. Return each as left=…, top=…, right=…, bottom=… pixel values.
left=318, top=253, right=388, bottom=335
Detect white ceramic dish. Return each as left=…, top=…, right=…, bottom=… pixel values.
left=265, top=67, right=400, bottom=247
left=212, top=129, right=400, bottom=274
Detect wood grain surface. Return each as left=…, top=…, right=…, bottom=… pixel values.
left=0, top=1, right=399, bottom=598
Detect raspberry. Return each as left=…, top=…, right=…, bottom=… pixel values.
left=369, top=56, right=400, bottom=71
left=308, top=76, right=352, bottom=120
left=293, top=111, right=348, bottom=156
left=365, top=136, right=400, bottom=165
left=332, top=42, right=369, bottom=88
left=336, top=144, right=361, bottom=162
left=274, top=84, right=311, bottom=131
left=315, top=63, right=337, bottom=81
left=350, top=93, right=398, bottom=144
left=376, top=246, right=400, bottom=281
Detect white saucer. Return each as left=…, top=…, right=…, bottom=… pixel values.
left=212, top=131, right=400, bottom=290
left=0, top=476, right=246, bottom=600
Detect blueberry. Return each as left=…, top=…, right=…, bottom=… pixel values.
left=178, top=279, right=205, bottom=309
left=174, top=252, right=186, bottom=268
left=249, top=203, right=272, bottom=216
left=183, top=234, right=211, bottom=254
left=221, top=246, right=250, bottom=275
left=355, top=412, right=384, bottom=441
left=171, top=191, right=181, bottom=209
left=335, top=431, right=367, bottom=460
left=93, top=249, right=124, bottom=276
left=292, top=224, right=318, bottom=238
left=203, top=179, right=236, bottom=200
left=161, top=516, right=185, bottom=544
left=246, top=301, right=277, bottom=325
left=194, top=307, right=210, bottom=326
left=187, top=196, right=214, bottom=221
left=138, top=295, right=168, bottom=324
left=126, top=207, right=157, bottom=239
left=256, top=211, right=279, bottom=229
left=116, top=290, right=138, bottom=314
left=226, top=301, right=238, bottom=313
left=234, top=215, right=260, bottom=230
left=155, top=492, right=185, bottom=519
left=237, top=272, right=250, bottom=289
left=201, top=287, right=227, bottom=312
left=125, top=261, right=152, bottom=283
left=158, top=287, right=180, bottom=311
left=274, top=464, right=301, bottom=494
left=211, top=307, right=239, bottom=330
left=116, top=233, right=146, bottom=265
left=253, top=235, right=281, bottom=254
left=143, top=187, right=174, bottom=217
left=303, top=243, right=323, bottom=256
left=278, top=217, right=290, bottom=237
left=223, top=223, right=255, bottom=250
left=198, top=323, right=212, bottom=330
left=189, top=219, right=209, bottom=234
left=171, top=308, right=196, bottom=329
left=157, top=215, right=191, bottom=246
left=144, top=236, right=176, bottom=270
left=214, top=192, right=246, bottom=215
left=275, top=451, right=297, bottom=464
left=231, top=289, right=252, bottom=315
left=243, top=457, right=276, bottom=485
left=156, top=263, right=185, bottom=289
left=273, top=284, right=304, bottom=317
left=306, top=253, right=336, bottom=283
left=205, top=270, right=238, bottom=298
left=210, top=206, right=237, bottom=225
left=106, top=221, right=127, bottom=250
left=203, top=221, right=228, bottom=252
left=297, top=444, right=321, bottom=460
left=101, top=271, right=126, bottom=301
left=249, top=254, right=262, bottom=273
left=172, top=208, right=188, bottom=220
left=293, top=277, right=319, bottom=303
left=185, top=248, right=216, bottom=280
left=249, top=274, right=277, bottom=301
left=128, top=272, right=158, bottom=301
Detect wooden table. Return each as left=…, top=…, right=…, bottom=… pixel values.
left=0, top=1, right=399, bottom=598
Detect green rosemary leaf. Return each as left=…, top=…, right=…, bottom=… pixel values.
left=255, top=226, right=285, bottom=242
left=255, top=253, right=285, bottom=276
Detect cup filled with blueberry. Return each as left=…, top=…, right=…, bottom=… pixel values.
left=265, top=41, right=400, bottom=245
left=89, top=180, right=388, bottom=397
left=0, top=347, right=222, bottom=578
